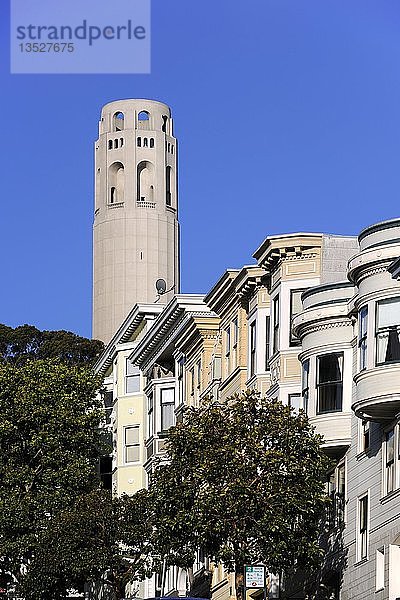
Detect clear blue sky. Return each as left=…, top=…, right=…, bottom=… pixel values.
left=1, top=1, right=400, bottom=338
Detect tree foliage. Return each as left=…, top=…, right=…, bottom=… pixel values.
left=0, top=358, right=106, bottom=597
left=18, top=489, right=156, bottom=600
left=0, top=323, right=104, bottom=365
left=149, top=391, right=330, bottom=592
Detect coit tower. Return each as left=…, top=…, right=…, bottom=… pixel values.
left=93, top=99, right=180, bottom=343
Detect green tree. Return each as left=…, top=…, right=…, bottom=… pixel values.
left=150, top=391, right=330, bottom=598
left=19, top=489, right=156, bottom=600
left=0, top=323, right=104, bottom=365
left=0, top=358, right=106, bottom=597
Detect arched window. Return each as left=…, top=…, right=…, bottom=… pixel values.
left=168, top=143, right=171, bottom=153
left=113, top=112, right=124, bottom=132
left=150, top=138, right=154, bottom=148
left=108, top=140, right=113, bottom=150
left=137, top=137, right=142, bottom=147
left=108, top=162, right=125, bottom=204
left=138, top=110, right=149, bottom=121
left=114, top=139, right=118, bottom=149
left=162, top=115, right=168, bottom=133
left=120, top=138, right=124, bottom=147
left=171, top=145, right=174, bottom=154
left=143, top=138, right=148, bottom=147
left=137, top=161, right=155, bottom=203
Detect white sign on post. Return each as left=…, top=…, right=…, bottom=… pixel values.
left=244, top=565, right=265, bottom=588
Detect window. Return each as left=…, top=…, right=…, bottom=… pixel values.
left=290, top=289, right=304, bottom=346
left=147, top=394, right=154, bottom=439
left=360, top=419, right=370, bottom=453
left=273, top=296, right=280, bottom=354
left=316, top=353, right=343, bottom=414
left=125, top=359, right=140, bottom=394
left=166, top=166, right=172, bottom=206
left=265, top=315, right=270, bottom=370
left=327, top=462, right=345, bottom=528
left=288, top=393, right=301, bottom=414
left=250, top=321, right=256, bottom=377
left=108, top=139, right=113, bottom=150
left=376, top=298, right=400, bottom=365
left=120, top=138, right=124, bottom=147
left=358, top=494, right=369, bottom=561
left=336, top=462, right=346, bottom=524
left=143, top=137, right=148, bottom=147
left=233, top=317, right=238, bottom=348
left=196, top=360, right=201, bottom=390
left=113, top=111, right=124, bottom=131
left=376, top=548, right=385, bottom=591
left=138, top=110, right=149, bottom=121
left=137, top=137, right=142, bottom=147
left=190, top=366, right=195, bottom=395
left=302, top=359, right=310, bottom=414
left=225, top=325, right=231, bottom=357
left=150, top=138, right=154, bottom=148
left=125, top=426, right=140, bottom=463
left=160, top=388, right=175, bottom=432
left=385, top=428, right=395, bottom=495
left=359, top=306, right=368, bottom=370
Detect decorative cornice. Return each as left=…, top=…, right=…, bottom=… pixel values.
left=303, top=319, right=353, bottom=335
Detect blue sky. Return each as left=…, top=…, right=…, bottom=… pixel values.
left=1, top=0, right=400, bottom=338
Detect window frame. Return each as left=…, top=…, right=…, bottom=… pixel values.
left=302, top=359, right=310, bottom=415
left=249, top=320, right=257, bottom=377
left=357, top=492, right=369, bottom=562
left=272, top=295, right=280, bottom=354
left=125, top=359, right=140, bottom=394
left=375, top=297, right=400, bottom=366
left=124, top=425, right=140, bottom=464
left=160, top=387, right=175, bottom=432
left=316, top=352, right=344, bottom=415
left=358, top=306, right=368, bottom=371
left=265, top=314, right=271, bottom=370
left=384, top=426, right=395, bottom=496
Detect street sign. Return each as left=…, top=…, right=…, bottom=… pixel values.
left=244, top=565, right=265, bottom=588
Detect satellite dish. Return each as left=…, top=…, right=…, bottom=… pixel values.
left=156, top=278, right=167, bottom=295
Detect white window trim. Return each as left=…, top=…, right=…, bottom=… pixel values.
left=124, top=424, right=140, bottom=465
left=356, top=490, right=370, bottom=563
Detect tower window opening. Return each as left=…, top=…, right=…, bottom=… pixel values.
left=168, top=143, right=171, bottom=153
left=108, top=161, right=125, bottom=205
left=138, top=110, right=150, bottom=121
left=114, top=139, right=118, bottom=149
left=150, top=138, right=154, bottom=148
left=137, top=137, right=142, bottom=147
left=137, top=160, right=155, bottom=203
left=143, top=138, right=148, bottom=147
left=171, top=145, right=174, bottom=154
left=166, top=166, right=172, bottom=206
left=120, top=138, right=124, bottom=147
left=108, top=140, right=113, bottom=150
left=113, top=111, right=124, bottom=132
left=162, top=115, right=168, bottom=133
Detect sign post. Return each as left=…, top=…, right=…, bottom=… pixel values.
left=244, top=565, right=266, bottom=600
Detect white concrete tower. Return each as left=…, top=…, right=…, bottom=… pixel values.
left=93, top=99, right=180, bottom=343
